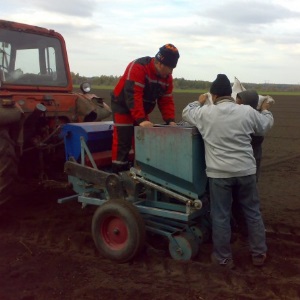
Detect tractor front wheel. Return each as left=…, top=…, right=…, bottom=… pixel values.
left=92, top=199, right=146, bottom=263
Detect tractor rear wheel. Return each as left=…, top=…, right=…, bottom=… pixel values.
left=92, top=199, right=146, bottom=263
left=0, top=128, right=18, bottom=205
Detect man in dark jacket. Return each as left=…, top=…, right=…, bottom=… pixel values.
left=111, top=44, right=180, bottom=173
left=232, top=90, right=266, bottom=237
left=236, top=90, right=264, bottom=180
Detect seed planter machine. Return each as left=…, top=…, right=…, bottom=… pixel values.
left=58, top=122, right=211, bottom=263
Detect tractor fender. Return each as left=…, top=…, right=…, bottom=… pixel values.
left=0, top=104, right=23, bottom=126
left=75, top=93, right=112, bottom=122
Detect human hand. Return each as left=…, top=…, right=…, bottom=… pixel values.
left=139, top=120, right=154, bottom=127
left=198, top=94, right=208, bottom=105
left=168, top=121, right=177, bottom=126
left=257, top=95, right=275, bottom=110
left=261, top=99, right=273, bottom=111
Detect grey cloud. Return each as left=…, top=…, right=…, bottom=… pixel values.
left=160, top=1, right=300, bottom=46
left=37, top=22, right=102, bottom=37
left=43, top=23, right=79, bottom=35
left=174, top=20, right=299, bottom=46
left=27, top=0, right=99, bottom=17
left=199, top=1, right=300, bottom=25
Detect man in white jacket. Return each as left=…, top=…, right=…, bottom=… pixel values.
left=182, top=74, right=274, bottom=268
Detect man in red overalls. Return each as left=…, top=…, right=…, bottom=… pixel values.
left=111, top=44, right=180, bottom=173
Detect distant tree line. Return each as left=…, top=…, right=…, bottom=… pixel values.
left=71, top=72, right=300, bottom=92
left=71, top=73, right=120, bottom=87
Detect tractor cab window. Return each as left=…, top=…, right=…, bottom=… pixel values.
left=0, top=42, right=11, bottom=81
left=0, top=29, right=68, bottom=87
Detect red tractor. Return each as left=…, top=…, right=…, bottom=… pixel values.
left=0, top=20, right=111, bottom=204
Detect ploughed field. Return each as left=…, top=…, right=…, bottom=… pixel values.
left=0, top=93, right=300, bottom=300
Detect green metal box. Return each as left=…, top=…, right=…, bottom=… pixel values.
left=134, top=125, right=207, bottom=199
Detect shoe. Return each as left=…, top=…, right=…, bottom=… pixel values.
left=211, top=254, right=235, bottom=269
left=252, top=253, right=267, bottom=266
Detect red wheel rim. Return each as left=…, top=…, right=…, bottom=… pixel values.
left=100, top=215, right=128, bottom=250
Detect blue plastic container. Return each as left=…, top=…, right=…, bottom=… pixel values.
left=61, top=121, right=113, bottom=161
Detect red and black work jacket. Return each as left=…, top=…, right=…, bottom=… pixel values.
left=111, top=56, right=175, bottom=125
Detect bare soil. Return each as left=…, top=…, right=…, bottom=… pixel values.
left=0, top=94, right=300, bottom=300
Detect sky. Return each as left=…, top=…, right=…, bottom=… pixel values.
left=1, top=0, right=300, bottom=84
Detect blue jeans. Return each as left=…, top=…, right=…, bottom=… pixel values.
left=209, top=175, right=267, bottom=261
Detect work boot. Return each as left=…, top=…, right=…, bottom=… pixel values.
left=252, top=253, right=267, bottom=267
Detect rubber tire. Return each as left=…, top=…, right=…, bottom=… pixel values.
left=92, top=199, right=146, bottom=263
left=0, top=129, right=18, bottom=205
left=190, top=225, right=211, bottom=244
